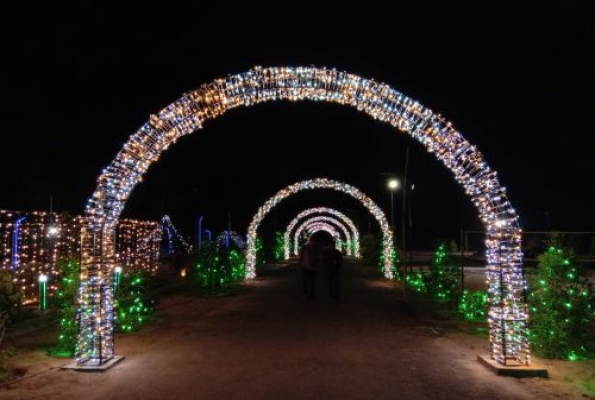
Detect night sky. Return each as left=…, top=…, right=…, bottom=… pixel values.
left=2, top=1, right=594, bottom=248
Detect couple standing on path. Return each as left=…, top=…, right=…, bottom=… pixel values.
left=299, top=237, right=343, bottom=301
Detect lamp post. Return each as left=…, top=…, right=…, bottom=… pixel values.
left=387, top=178, right=400, bottom=234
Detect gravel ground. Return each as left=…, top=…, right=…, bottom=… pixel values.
left=1, top=260, right=592, bottom=400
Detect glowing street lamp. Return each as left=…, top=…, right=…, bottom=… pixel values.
left=387, top=178, right=400, bottom=232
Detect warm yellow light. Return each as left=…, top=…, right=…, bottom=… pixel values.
left=388, top=179, right=399, bottom=190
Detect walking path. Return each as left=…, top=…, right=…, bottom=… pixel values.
left=1, top=260, right=580, bottom=399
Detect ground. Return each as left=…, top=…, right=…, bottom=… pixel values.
left=1, top=260, right=593, bottom=400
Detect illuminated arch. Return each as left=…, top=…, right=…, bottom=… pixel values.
left=304, top=223, right=342, bottom=251
left=245, top=178, right=394, bottom=280
left=293, top=216, right=352, bottom=256
left=79, top=66, right=527, bottom=367
left=284, top=207, right=360, bottom=260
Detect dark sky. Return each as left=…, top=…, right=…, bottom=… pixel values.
left=1, top=1, right=594, bottom=248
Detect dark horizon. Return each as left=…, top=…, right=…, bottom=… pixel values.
left=2, top=1, right=594, bottom=248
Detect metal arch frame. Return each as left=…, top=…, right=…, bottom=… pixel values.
left=79, top=66, right=527, bottom=366
left=293, top=216, right=352, bottom=256
left=284, top=207, right=360, bottom=260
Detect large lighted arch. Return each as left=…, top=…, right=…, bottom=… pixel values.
left=245, top=178, right=394, bottom=280
left=284, top=207, right=360, bottom=260
left=79, top=66, right=527, bottom=367
left=293, top=216, right=352, bottom=256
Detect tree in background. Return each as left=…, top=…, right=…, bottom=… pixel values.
left=529, top=244, right=595, bottom=360
left=0, top=271, right=22, bottom=347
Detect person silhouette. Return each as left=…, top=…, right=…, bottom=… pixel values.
left=299, top=237, right=322, bottom=300
left=323, top=238, right=343, bottom=302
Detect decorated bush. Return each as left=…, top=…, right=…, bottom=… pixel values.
left=458, top=290, right=488, bottom=322
left=273, top=231, right=284, bottom=261
left=195, top=243, right=246, bottom=295
left=529, top=245, right=595, bottom=360
left=114, top=271, right=155, bottom=333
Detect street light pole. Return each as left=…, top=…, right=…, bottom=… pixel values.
left=387, top=178, right=400, bottom=238
left=390, top=190, right=395, bottom=231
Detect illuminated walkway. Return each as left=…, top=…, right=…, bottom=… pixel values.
left=4, top=260, right=553, bottom=400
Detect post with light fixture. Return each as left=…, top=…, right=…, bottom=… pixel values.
left=387, top=178, right=400, bottom=235
left=38, top=274, right=48, bottom=311
left=114, top=266, right=123, bottom=292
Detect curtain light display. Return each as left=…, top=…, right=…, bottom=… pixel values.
left=284, top=207, right=360, bottom=260
left=80, top=66, right=527, bottom=366
left=0, top=210, right=161, bottom=305
left=292, top=215, right=354, bottom=257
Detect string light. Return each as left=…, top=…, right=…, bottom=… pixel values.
left=293, top=216, right=353, bottom=256
left=161, top=215, right=191, bottom=255
left=215, top=231, right=246, bottom=249
left=284, top=207, right=360, bottom=260
left=80, top=66, right=527, bottom=366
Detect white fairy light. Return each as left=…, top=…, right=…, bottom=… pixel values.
left=79, top=66, right=528, bottom=367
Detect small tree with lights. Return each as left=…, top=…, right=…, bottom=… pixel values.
left=255, top=236, right=265, bottom=267
left=426, top=242, right=458, bottom=301
left=195, top=243, right=246, bottom=295
left=114, top=271, right=155, bottom=333
left=458, top=290, right=488, bottom=322
left=50, top=257, right=79, bottom=357
left=273, top=231, right=284, bottom=261
left=529, top=243, right=595, bottom=360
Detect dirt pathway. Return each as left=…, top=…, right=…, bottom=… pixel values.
left=0, top=261, right=580, bottom=399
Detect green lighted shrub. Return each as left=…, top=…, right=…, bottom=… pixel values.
left=458, top=290, right=488, bottom=322
left=529, top=245, right=595, bottom=360
left=195, top=243, right=246, bottom=295
left=49, top=258, right=80, bottom=357
left=0, top=271, right=22, bottom=347
left=426, top=243, right=458, bottom=301
left=273, top=232, right=284, bottom=261
left=406, top=272, right=428, bottom=294
left=114, top=272, right=155, bottom=333
left=255, top=236, right=265, bottom=267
